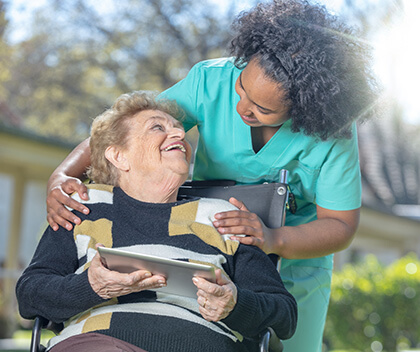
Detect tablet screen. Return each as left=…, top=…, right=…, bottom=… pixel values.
left=98, top=247, right=216, bottom=298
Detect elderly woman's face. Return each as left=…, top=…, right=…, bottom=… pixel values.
left=122, top=109, right=192, bottom=180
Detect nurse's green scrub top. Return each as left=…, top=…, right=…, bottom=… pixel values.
left=162, top=58, right=361, bottom=350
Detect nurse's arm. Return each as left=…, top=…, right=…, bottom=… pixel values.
left=46, top=138, right=92, bottom=231
left=269, top=206, right=359, bottom=259
left=214, top=201, right=359, bottom=259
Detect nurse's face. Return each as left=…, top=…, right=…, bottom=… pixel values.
left=235, top=58, right=290, bottom=128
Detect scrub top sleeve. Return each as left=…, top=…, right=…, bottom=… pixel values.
left=315, top=125, right=362, bottom=211
left=160, top=62, right=202, bottom=132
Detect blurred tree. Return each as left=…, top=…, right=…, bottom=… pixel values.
left=324, top=254, right=420, bottom=351
left=0, top=0, right=21, bottom=126
left=1, top=0, right=253, bottom=142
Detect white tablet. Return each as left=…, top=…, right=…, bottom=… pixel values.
left=98, top=247, right=216, bottom=299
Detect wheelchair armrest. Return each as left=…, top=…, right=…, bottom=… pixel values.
left=30, top=316, right=64, bottom=352
left=259, top=328, right=271, bottom=352
left=259, top=327, right=284, bottom=352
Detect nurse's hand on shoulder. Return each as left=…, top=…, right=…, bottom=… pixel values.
left=47, top=175, right=90, bottom=231
left=212, top=197, right=275, bottom=253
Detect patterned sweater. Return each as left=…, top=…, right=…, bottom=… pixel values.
left=16, top=184, right=297, bottom=352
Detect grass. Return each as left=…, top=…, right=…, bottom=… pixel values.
left=0, top=329, right=55, bottom=352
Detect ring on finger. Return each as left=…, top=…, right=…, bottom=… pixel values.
left=203, top=298, right=207, bottom=309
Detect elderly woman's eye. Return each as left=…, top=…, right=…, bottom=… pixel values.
left=152, top=124, right=165, bottom=131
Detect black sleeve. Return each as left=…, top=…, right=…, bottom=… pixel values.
left=222, top=244, right=297, bottom=340
left=15, top=226, right=106, bottom=323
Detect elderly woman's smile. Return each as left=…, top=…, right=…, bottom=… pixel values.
left=162, top=142, right=187, bottom=153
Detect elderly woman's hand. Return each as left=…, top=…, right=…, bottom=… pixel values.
left=193, top=269, right=237, bottom=322
left=88, top=249, right=167, bottom=300
left=47, top=175, right=90, bottom=231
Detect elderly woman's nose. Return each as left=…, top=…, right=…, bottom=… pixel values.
left=169, top=126, right=185, bottom=139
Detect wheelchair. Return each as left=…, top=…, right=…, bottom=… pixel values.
left=30, top=170, right=293, bottom=352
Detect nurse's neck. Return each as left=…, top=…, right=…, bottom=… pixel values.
left=251, top=125, right=282, bottom=153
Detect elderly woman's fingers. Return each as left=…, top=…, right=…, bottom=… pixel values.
left=193, top=270, right=237, bottom=322
left=214, top=269, right=232, bottom=285
left=129, top=270, right=167, bottom=290
left=88, top=253, right=113, bottom=298
left=102, top=272, right=166, bottom=299
left=88, top=252, right=167, bottom=299
left=197, top=295, right=207, bottom=308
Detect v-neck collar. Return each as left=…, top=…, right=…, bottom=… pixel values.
left=233, top=107, right=295, bottom=157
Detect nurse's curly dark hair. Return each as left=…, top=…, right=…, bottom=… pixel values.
left=230, top=0, right=378, bottom=140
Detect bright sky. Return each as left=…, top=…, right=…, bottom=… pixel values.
left=372, top=0, right=420, bottom=125
left=5, top=0, right=420, bottom=125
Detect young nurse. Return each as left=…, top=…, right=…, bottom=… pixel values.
left=45, top=1, right=378, bottom=351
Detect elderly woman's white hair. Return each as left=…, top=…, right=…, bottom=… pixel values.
left=87, top=91, right=184, bottom=186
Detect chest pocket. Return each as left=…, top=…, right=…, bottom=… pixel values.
left=269, top=160, right=320, bottom=205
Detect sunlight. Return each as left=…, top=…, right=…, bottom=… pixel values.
left=373, top=0, right=420, bottom=124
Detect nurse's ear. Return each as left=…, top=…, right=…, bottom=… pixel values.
left=105, top=145, right=130, bottom=172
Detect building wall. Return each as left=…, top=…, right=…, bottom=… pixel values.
left=0, top=177, right=46, bottom=269
left=0, top=129, right=74, bottom=335
left=0, top=130, right=73, bottom=268
left=334, top=207, right=420, bottom=269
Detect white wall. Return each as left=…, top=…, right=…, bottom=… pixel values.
left=0, top=174, right=13, bottom=270
left=0, top=173, right=47, bottom=277
left=19, top=181, right=48, bottom=267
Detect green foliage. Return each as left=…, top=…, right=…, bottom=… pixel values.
left=324, top=254, right=420, bottom=352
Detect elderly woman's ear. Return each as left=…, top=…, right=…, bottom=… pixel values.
left=105, top=145, right=130, bottom=172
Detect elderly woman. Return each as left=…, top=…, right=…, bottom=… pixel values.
left=16, top=91, right=297, bottom=352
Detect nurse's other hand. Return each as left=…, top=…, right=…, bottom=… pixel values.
left=47, top=176, right=90, bottom=231
left=213, top=197, right=272, bottom=252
